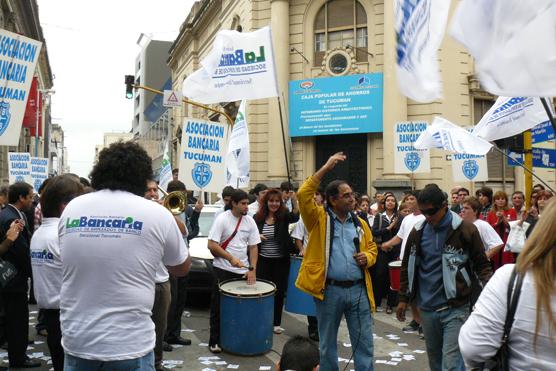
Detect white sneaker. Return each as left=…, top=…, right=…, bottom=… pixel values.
left=273, top=326, right=285, bottom=334
left=209, top=344, right=222, bottom=353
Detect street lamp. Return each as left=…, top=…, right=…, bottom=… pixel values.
left=36, top=88, right=55, bottom=157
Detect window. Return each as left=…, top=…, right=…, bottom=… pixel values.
left=474, top=99, right=514, bottom=181
left=313, top=0, right=368, bottom=66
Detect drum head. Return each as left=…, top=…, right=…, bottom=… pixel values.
left=389, top=260, right=402, bottom=268
left=220, top=279, right=276, bottom=297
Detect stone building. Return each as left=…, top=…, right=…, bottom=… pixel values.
left=0, top=0, right=54, bottom=183
left=167, top=0, right=555, bottom=196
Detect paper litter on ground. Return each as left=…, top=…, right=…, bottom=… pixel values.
left=215, top=361, right=227, bottom=365
left=201, top=360, right=213, bottom=365
left=199, top=342, right=209, bottom=346
left=375, top=360, right=387, bottom=364
left=386, top=361, right=399, bottom=365
left=259, top=366, right=271, bottom=370
left=227, top=365, right=239, bottom=369
left=181, top=328, right=196, bottom=332
left=389, top=351, right=403, bottom=358
left=397, top=342, right=409, bottom=347
left=403, top=355, right=416, bottom=361
left=391, top=357, right=402, bottom=362
left=413, top=349, right=426, bottom=354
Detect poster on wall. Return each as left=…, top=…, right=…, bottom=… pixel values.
left=289, top=73, right=383, bottom=137
left=30, top=157, right=49, bottom=191
left=8, top=152, right=32, bottom=185
left=452, top=153, right=488, bottom=183
left=0, top=29, right=43, bottom=146
left=178, top=118, right=229, bottom=193
left=393, top=121, right=431, bottom=174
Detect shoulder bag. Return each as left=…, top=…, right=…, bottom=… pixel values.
left=0, top=258, right=17, bottom=287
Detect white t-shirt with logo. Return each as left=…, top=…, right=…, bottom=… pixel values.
left=291, top=218, right=308, bottom=248
left=397, top=213, right=426, bottom=259
left=31, top=218, right=62, bottom=309
left=208, top=210, right=260, bottom=274
left=473, top=219, right=503, bottom=252
left=59, top=190, right=188, bottom=361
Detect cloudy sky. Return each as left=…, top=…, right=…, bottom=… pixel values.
left=38, top=0, right=195, bottom=177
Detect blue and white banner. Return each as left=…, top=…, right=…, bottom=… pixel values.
left=507, top=147, right=556, bottom=169
left=158, top=141, right=172, bottom=193
left=8, top=152, right=32, bottom=185
left=0, top=29, right=43, bottom=146
left=182, top=27, right=278, bottom=104
left=30, top=157, right=49, bottom=192
left=472, top=97, right=548, bottom=142
left=394, top=0, right=451, bottom=102
left=452, top=152, right=488, bottom=183
left=450, top=0, right=556, bottom=97
left=178, top=118, right=229, bottom=193
left=393, top=121, right=430, bottom=174
left=532, top=120, right=555, bottom=144
left=226, top=101, right=250, bottom=189
left=415, top=117, right=492, bottom=155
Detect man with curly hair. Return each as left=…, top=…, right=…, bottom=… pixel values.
left=59, top=141, right=191, bottom=370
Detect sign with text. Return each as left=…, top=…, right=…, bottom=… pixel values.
left=178, top=118, right=229, bottom=193
left=289, top=73, right=383, bottom=137
left=394, top=121, right=430, bottom=173
left=0, top=29, right=43, bottom=146
left=532, top=121, right=555, bottom=144
left=452, top=153, right=488, bottom=183
left=8, top=152, right=32, bottom=184
left=30, top=157, right=49, bottom=191
left=532, top=147, right=556, bottom=168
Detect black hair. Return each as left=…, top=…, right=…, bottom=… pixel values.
left=406, top=189, right=420, bottom=199
left=8, top=182, right=33, bottom=204
left=230, top=189, right=249, bottom=205
left=417, top=183, right=447, bottom=208
left=253, top=183, right=268, bottom=196
left=279, top=336, right=319, bottom=371
left=533, top=183, right=545, bottom=191
left=167, top=180, right=186, bottom=193
left=0, top=185, right=8, bottom=197
left=324, top=179, right=349, bottom=206
left=222, top=185, right=234, bottom=198
left=458, top=187, right=470, bottom=195
left=477, top=186, right=493, bottom=203
left=90, top=141, right=153, bottom=196
left=172, top=168, right=179, bottom=175
left=280, top=181, right=292, bottom=192
left=41, top=175, right=84, bottom=218
left=38, top=177, right=52, bottom=194
left=79, top=177, right=91, bottom=188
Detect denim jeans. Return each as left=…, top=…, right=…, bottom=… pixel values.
left=419, top=305, right=469, bottom=371
left=314, top=284, right=374, bottom=371
left=64, top=351, right=155, bottom=371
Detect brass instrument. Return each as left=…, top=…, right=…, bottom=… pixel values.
left=157, top=186, right=187, bottom=215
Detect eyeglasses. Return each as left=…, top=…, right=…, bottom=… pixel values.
left=420, top=206, right=441, bottom=216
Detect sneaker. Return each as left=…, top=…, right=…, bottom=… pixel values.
left=375, top=306, right=384, bottom=312
left=402, top=320, right=419, bottom=332
left=273, top=326, right=285, bottom=334
left=209, top=344, right=222, bottom=353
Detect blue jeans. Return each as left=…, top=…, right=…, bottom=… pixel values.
left=315, top=284, right=374, bottom=371
left=419, top=305, right=469, bottom=371
left=64, top=351, right=155, bottom=371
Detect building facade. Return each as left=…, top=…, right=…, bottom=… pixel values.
left=0, top=0, right=54, bottom=184
left=50, top=123, right=69, bottom=175
left=94, top=132, right=134, bottom=164
left=168, top=0, right=555, bottom=196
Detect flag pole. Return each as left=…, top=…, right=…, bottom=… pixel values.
left=277, top=96, right=292, bottom=186
left=540, top=98, right=556, bottom=133
left=491, top=145, right=555, bottom=193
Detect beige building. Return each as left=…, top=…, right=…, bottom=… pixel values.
left=94, top=132, right=134, bottom=163
left=167, top=0, right=555, bottom=197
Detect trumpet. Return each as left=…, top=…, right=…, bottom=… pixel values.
left=157, top=186, right=187, bottom=215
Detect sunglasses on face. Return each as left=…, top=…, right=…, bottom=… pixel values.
left=420, top=206, right=441, bottom=216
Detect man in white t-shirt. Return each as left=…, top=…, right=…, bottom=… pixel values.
left=460, top=196, right=504, bottom=259
left=381, top=190, right=425, bottom=334
left=248, top=183, right=268, bottom=216
left=59, top=142, right=190, bottom=370
left=207, top=189, right=260, bottom=353
left=31, top=175, right=84, bottom=371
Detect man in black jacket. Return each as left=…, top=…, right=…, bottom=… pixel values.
left=0, top=182, right=40, bottom=368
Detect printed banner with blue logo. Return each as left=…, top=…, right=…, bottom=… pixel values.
left=393, top=121, right=430, bottom=174
left=452, top=153, right=488, bottom=183
left=288, top=73, right=383, bottom=137
left=0, top=29, right=42, bottom=146
left=8, top=152, right=32, bottom=185
left=30, top=157, right=49, bottom=192
left=178, top=118, right=229, bottom=193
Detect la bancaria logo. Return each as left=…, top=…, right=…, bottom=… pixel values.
left=31, top=249, right=54, bottom=264
left=65, top=216, right=144, bottom=235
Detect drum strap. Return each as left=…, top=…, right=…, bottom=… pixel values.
left=221, top=216, right=243, bottom=250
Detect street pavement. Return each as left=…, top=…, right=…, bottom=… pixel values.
left=8, top=297, right=430, bottom=371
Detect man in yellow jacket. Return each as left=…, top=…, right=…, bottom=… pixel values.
left=296, top=152, right=377, bottom=371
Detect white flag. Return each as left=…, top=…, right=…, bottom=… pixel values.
left=415, top=117, right=492, bottom=155
left=226, top=101, right=250, bottom=189
left=450, top=0, right=556, bottom=96
left=472, top=97, right=549, bottom=142
left=182, top=27, right=278, bottom=104
left=394, top=0, right=451, bottom=102
left=158, top=140, right=172, bottom=193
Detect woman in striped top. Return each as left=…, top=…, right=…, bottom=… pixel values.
left=254, top=188, right=299, bottom=334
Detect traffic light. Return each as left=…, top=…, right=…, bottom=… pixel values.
left=125, top=75, right=135, bottom=99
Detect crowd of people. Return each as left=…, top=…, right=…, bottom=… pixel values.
left=0, top=144, right=554, bottom=371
